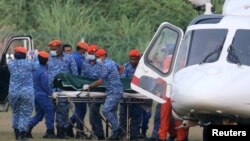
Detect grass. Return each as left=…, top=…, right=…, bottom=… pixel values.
left=0, top=102, right=203, bottom=141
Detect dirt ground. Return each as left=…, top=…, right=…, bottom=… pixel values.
left=0, top=103, right=203, bottom=141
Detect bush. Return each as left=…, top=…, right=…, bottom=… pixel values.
left=0, top=0, right=224, bottom=63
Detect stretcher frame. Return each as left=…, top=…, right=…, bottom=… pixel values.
left=53, top=90, right=149, bottom=139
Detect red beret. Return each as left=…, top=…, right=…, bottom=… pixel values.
left=129, top=49, right=140, bottom=57
left=77, top=41, right=89, bottom=50
left=95, top=49, right=106, bottom=57
left=48, top=39, right=62, bottom=47
left=87, top=45, right=98, bottom=53
left=14, top=46, right=27, bottom=54
left=38, top=51, right=49, bottom=59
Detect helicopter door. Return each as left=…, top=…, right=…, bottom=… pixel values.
left=0, top=36, right=33, bottom=111
left=131, top=22, right=183, bottom=103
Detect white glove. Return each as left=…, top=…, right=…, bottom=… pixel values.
left=83, top=84, right=90, bottom=91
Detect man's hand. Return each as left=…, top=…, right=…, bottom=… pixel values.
left=83, top=84, right=90, bottom=91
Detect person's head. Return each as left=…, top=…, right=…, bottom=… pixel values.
left=76, top=41, right=88, bottom=54
left=95, top=48, right=107, bottom=63
left=62, top=44, right=72, bottom=54
left=129, top=49, right=141, bottom=67
left=38, top=51, right=49, bottom=65
left=14, top=46, right=27, bottom=60
left=86, top=45, right=98, bottom=61
left=48, top=39, right=62, bottom=57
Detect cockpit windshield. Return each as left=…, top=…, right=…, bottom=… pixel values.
left=175, top=29, right=228, bottom=72
left=227, top=29, right=250, bottom=66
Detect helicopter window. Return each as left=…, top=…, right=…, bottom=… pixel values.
left=186, top=29, right=227, bottom=67
left=145, top=27, right=179, bottom=75
left=227, top=30, right=250, bottom=66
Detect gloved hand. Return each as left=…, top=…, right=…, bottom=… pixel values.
left=83, top=84, right=90, bottom=91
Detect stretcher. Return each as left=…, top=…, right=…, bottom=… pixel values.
left=52, top=90, right=150, bottom=139
left=52, top=73, right=151, bottom=139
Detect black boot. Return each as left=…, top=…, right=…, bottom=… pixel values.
left=138, top=128, right=147, bottom=139
left=145, top=137, right=158, bottom=141
left=67, top=125, right=74, bottom=138
left=97, top=135, right=105, bottom=140
left=56, top=127, right=69, bottom=139
left=56, top=126, right=61, bottom=138
left=62, top=127, right=69, bottom=139
left=108, top=128, right=121, bottom=140
left=142, top=128, right=147, bottom=138
left=75, top=131, right=85, bottom=139
left=17, top=131, right=28, bottom=141
left=56, top=126, right=68, bottom=139
left=75, top=131, right=92, bottom=139
left=167, top=135, right=176, bottom=141
left=26, top=125, right=33, bottom=138
left=14, top=128, right=19, bottom=140
left=43, top=128, right=56, bottom=139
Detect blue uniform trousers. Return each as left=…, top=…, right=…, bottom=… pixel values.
left=141, top=109, right=152, bottom=132
left=103, top=94, right=122, bottom=133
left=89, top=103, right=104, bottom=137
left=56, top=97, right=69, bottom=128
left=69, top=103, right=87, bottom=130
left=9, top=92, right=34, bottom=132
left=119, top=102, right=143, bottom=138
left=29, top=95, right=54, bottom=129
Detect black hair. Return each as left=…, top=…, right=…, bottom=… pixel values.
left=62, top=44, right=72, bottom=51
left=14, top=52, right=26, bottom=60
left=76, top=46, right=83, bottom=51
left=38, top=55, right=48, bottom=65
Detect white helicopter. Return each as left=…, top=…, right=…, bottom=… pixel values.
left=131, top=0, right=250, bottom=127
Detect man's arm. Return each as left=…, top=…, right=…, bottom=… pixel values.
left=89, top=79, right=104, bottom=88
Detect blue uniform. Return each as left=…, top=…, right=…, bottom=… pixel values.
left=8, top=59, right=36, bottom=132
left=119, top=62, right=142, bottom=138
left=29, top=65, right=54, bottom=130
left=48, top=54, right=78, bottom=86
left=122, top=62, right=152, bottom=137
left=81, top=60, right=104, bottom=138
left=47, top=54, right=78, bottom=128
left=100, top=58, right=123, bottom=133
left=72, top=51, right=84, bottom=75
left=69, top=53, right=86, bottom=132
left=141, top=106, right=152, bottom=136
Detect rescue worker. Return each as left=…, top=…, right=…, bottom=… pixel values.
left=119, top=49, right=142, bottom=140
left=83, top=48, right=123, bottom=140
left=27, top=51, right=56, bottom=139
left=140, top=105, right=152, bottom=138
left=68, top=41, right=89, bottom=138
left=8, top=46, right=37, bottom=140
left=81, top=45, right=105, bottom=140
left=72, top=41, right=88, bottom=74
left=47, top=39, right=78, bottom=139
left=62, top=44, right=72, bottom=54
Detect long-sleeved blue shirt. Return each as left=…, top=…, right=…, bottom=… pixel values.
left=47, top=54, right=78, bottom=85
left=33, top=64, right=53, bottom=96
left=72, top=51, right=84, bottom=75
left=8, top=59, right=37, bottom=94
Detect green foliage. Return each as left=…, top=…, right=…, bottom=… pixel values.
left=212, top=0, right=225, bottom=13
left=0, top=0, right=224, bottom=63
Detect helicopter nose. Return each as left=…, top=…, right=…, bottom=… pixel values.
left=171, top=63, right=250, bottom=118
